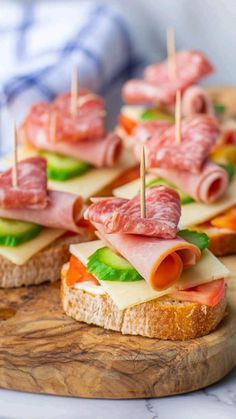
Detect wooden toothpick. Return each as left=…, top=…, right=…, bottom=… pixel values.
left=49, top=112, right=57, bottom=142
left=140, top=145, right=146, bottom=218
left=12, top=122, right=18, bottom=188
left=175, top=89, right=181, bottom=144
left=166, top=27, right=176, bottom=80
left=70, top=66, right=78, bottom=116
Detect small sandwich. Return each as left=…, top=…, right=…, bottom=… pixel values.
left=15, top=86, right=135, bottom=200
left=114, top=110, right=236, bottom=257
left=0, top=157, right=93, bottom=288
left=61, top=186, right=228, bottom=340
left=117, top=49, right=215, bottom=146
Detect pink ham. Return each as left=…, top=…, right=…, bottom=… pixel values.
left=95, top=223, right=201, bottom=291
left=151, top=161, right=229, bottom=204
left=87, top=186, right=181, bottom=239
left=181, top=86, right=214, bottom=117
left=0, top=157, right=48, bottom=209
left=122, top=79, right=170, bottom=106
left=21, top=121, right=122, bottom=167
left=0, top=190, right=85, bottom=233
left=147, top=115, right=220, bottom=173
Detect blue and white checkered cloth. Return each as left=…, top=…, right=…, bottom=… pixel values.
left=0, top=1, right=139, bottom=155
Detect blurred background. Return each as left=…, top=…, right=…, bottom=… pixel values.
left=0, top=0, right=235, bottom=153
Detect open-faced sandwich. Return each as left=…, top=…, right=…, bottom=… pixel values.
left=14, top=87, right=136, bottom=200
left=0, top=156, right=93, bottom=287
left=117, top=49, right=215, bottom=144
left=114, top=106, right=236, bottom=257
left=61, top=186, right=229, bottom=340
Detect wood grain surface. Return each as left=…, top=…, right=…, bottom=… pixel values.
left=0, top=270, right=235, bottom=399
left=0, top=87, right=235, bottom=399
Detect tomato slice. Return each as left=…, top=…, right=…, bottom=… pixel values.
left=169, top=279, right=226, bottom=307
left=118, top=114, right=137, bottom=135
left=211, top=206, right=236, bottom=232
left=66, top=255, right=99, bottom=287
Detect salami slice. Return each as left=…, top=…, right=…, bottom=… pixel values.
left=145, top=50, right=213, bottom=100
left=181, top=86, right=214, bottom=117
left=152, top=161, right=229, bottom=204
left=0, top=157, right=49, bottom=209
left=21, top=89, right=105, bottom=143
left=123, top=50, right=213, bottom=106
left=132, top=121, right=172, bottom=160
left=0, top=190, right=85, bottom=233
left=86, top=186, right=181, bottom=239
left=147, top=115, right=220, bottom=173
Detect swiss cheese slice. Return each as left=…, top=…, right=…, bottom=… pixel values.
left=2, top=148, right=135, bottom=201
left=113, top=177, right=236, bottom=228
left=0, top=228, right=65, bottom=265
left=69, top=240, right=229, bottom=310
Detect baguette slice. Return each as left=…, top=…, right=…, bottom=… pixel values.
left=196, top=226, right=236, bottom=257
left=0, top=232, right=93, bottom=288
left=61, top=270, right=227, bottom=341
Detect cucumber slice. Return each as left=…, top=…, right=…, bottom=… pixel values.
left=178, top=229, right=209, bottom=252
left=147, top=178, right=194, bottom=205
left=87, top=247, right=143, bottom=282
left=213, top=103, right=226, bottom=115
left=140, top=108, right=174, bottom=123
left=39, top=151, right=91, bottom=181
left=0, top=218, right=42, bottom=247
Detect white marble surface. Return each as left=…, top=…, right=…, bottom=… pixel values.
left=0, top=368, right=235, bottom=419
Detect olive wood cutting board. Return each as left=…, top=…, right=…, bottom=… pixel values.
left=0, top=266, right=235, bottom=399
left=0, top=87, right=236, bottom=399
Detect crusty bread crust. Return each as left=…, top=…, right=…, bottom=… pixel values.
left=0, top=233, right=93, bottom=288
left=208, top=230, right=236, bottom=256
left=61, top=274, right=227, bottom=341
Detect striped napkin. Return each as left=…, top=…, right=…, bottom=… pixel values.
left=0, top=1, right=139, bottom=155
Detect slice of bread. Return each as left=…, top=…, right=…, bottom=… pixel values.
left=197, top=226, right=236, bottom=257
left=61, top=272, right=227, bottom=341
left=0, top=232, right=93, bottom=288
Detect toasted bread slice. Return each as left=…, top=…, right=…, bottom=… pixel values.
left=0, top=233, right=93, bottom=288
left=196, top=226, right=236, bottom=256
left=61, top=273, right=227, bottom=341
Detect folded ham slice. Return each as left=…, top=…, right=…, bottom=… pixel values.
left=152, top=161, right=229, bottom=204
left=122, top=79, right=170, bottom=106
left=123, top=50, right=213, bottom=107
left=95, top=223, right=201, bottom=291
left=147, top=115, right=220, bottom=173
left=181, top=86, right=214, bottom=117
left=21, top=122, right=122, bottom=167
left=0, top=157, right=48, bottom=209
left=87, top=186, right=181, bottom=239
left=0, top=190, right=85, bottom=233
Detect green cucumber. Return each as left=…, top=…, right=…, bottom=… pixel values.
left=39, top=151, right=91, bottom=181
left=218, top=163, right=235, bottom=182
left=140, top=108, right=174, bottom=123
left=178, top=229, right=209, bottom=252
left=147, top=178, right=194, bottom=205
left=0, top=218, right=42, bottom=247
left=214, top=103, right=226, bottom=115
left=87, top=247, right=143, bottom=282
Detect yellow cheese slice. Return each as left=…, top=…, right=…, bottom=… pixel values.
left=0, top=228, right=65, bottom=265
left=69, top=240, right=229, bottom=310
left=113, top=177, right=236, bottom=228
left=2, top=148, right=135, bottom=201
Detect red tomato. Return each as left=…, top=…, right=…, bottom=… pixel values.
left=169, top=279, right=226, bottom=307
left=66, top=255, right=99, bottom=287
